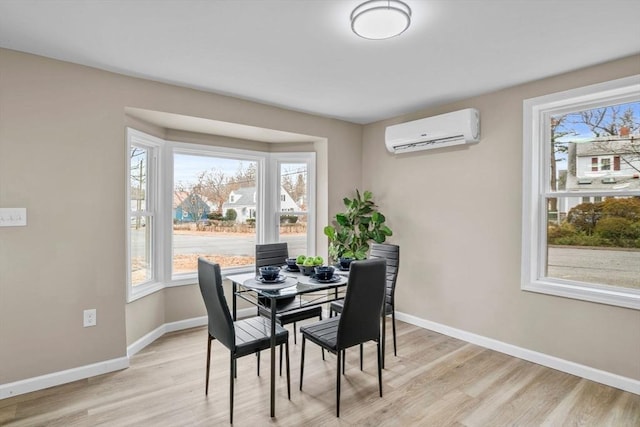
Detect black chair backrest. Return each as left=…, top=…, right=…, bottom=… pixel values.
left=255, top=243, right=288, bottom=275
left=198, top=258, right=235, bottom=350
left=337, top=258, right=387, bottom=350
left=370, top=243, right=400, bottom=306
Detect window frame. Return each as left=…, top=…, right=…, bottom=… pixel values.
left=521, top=75, right=640, bottom=310
left=126, top=128, right=165, bottom=302
left=270, top=153, right=316, bottom=251
left=126, top=128, right=317, bottom=302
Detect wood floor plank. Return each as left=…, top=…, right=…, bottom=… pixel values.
left=1, top=320, right=638, bottom=426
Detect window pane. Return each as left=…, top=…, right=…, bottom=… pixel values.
left=130, top=146, right=148, bottom=212
left=173, top=153, right=257, bottom=275
left=550, top=101, right=640, bottom=193
left=279, top=163, right=308, bottom=256
left=546, top=196, right=640, bottom=289
left=130, top=216, right=152, bottom=285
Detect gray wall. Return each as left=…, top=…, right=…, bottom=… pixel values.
left=0, top=48, right=362, bottom=384
left=362, top=54, right=640, bottom=380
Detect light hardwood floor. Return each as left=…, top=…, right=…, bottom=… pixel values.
left=1, top=320, right=638, bottom=426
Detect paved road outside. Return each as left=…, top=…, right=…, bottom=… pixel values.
left=547, top=246, right=640, bottom=289
left=133, top=229, right=639, bottom=289
left=132, top=229, right=306, bottom=258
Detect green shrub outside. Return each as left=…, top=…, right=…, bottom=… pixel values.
left=225, top=208, right=237, bottom=221
left=550, top=198, right=640, bottom=249
left=280, top=215, right=298, bottom=224
left=208, top=212, right=224, bottom=220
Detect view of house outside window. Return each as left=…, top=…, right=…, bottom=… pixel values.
left=173, top=153, right=258, bottom=276
left=278, top=162, right=309, bottom=258
left=546, top=101, right=640, bottom=290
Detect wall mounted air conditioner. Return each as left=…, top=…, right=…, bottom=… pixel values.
left=385, top=108, right=480, bottom=154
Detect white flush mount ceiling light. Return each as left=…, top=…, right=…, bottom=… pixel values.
left=351, top=0, right=412, bottom=40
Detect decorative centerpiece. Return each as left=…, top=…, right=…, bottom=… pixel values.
left=325, top=189, right=393, bottom=262
left=295, top=255, right=324, bottom=276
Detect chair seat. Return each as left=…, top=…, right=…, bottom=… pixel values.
left=234, top=316, right=289, bottom=358
left=258, top=297, right=323, bottom=325
left=331, top=299, right=392, bottom=316
left=300, top=317, right=340, bottom=351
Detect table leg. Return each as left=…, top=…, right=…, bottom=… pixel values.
left=270, top=298, right=277, bottom=417
left=232, top=281, right=237, bottom=321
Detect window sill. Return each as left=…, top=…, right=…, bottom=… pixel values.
left=522, top=279, right=640, bottom=310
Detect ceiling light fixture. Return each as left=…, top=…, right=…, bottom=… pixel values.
left=351, top=0, right=412, bottom=40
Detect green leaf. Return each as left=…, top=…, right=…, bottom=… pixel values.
left=336, top=213, right=349, bottom=226
left=324, top=225, right=336, bottom=239
left=381, top=225, right=393, bottom=236
left=355, top=248, right=368, bottom=260
left=343, top=197, right=352, bottom=207
left=363, top=190, right=372, bottom=201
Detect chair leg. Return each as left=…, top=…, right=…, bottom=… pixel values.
left=279, top=344, right=283, bottom=376
left=293, top=322, right=297, bottom=344
left=230, top=354, right=235, bottom=424
left=299, top=336, right=306, bottom=391
left=257, top=350, right=260, bottom=376
left=377, top=341, right=383, bottom=397
left=381, top=314, right=386, bottom=369
left=205, top=335, right=212, bottom=395
left=322, top=348, right=325, bottom=361
left=392, top=310, right=397, bottom=356
left=336, top=350, right=342, bottom=417
left=360, top=344, right=363, bottom=371
left=342, top=349, right=345, bottom=374
left=285, top=341, right=291, bottom=400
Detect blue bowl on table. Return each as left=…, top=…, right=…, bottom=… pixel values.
left=297, top=264, right=315, bottom=276
left=314, top=266, right=335, bottom=281
left=259, top=266, right=281, bottom=281
left=339, top=257, right=354, bottom=270
left=285, top=258, right=299, bottom=271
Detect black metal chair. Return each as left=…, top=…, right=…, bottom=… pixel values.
left=255, top=243, right=323, bottom=345
left=299, top=258, right=387, bottom=417
left=330, top=243, right=399, bottom=368
left=197, top=258, right=290, bottom=424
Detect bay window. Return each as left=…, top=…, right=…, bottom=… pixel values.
left=126, top=128, right=316, bottom=301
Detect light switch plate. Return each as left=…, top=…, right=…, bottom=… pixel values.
left=0, top=208, right=27, bottom=227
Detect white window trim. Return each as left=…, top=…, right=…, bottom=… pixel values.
left=126, top=128, right=165, bottom=302
left=126, top=128, right=317, bottom=301
left=270, top=153, right=316, bottom=253
left=522, top=75, right=640, bottom=310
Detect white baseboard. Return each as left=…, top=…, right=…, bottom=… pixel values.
left=0, top=309, right=259, bottom=400
left=0, top=357, right=129, bottom=400
left=127, top=308, right=256, bottom=358
left=395, top=311, right=640, bottom=395
left=7, top=308, right=634, bottom=401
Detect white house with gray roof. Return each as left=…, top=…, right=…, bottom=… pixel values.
left=222, top=186, right=300, bottom=223
left=558, top=135, right=640, bottom=215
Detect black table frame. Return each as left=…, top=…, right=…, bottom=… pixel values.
left=227, top=271, right=348, bottom=418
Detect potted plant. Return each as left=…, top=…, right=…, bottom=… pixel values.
left=324, top=189, right=393, bottom=262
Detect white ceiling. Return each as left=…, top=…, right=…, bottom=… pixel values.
left=1, top=0, right=639, bottom=125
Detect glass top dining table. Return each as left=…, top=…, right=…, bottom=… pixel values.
left=225, top=267, right=349, bottom=418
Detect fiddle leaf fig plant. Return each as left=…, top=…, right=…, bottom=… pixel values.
left=324, top=189, right=393, bottom=261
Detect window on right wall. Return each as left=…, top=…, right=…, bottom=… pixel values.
left=522, top=75, right=640, bottom=309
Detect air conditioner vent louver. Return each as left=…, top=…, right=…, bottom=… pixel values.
left=385, top=108, right=480, bottom=154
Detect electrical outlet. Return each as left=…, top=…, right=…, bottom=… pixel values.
left=83, top=309, right=97, bottom=327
